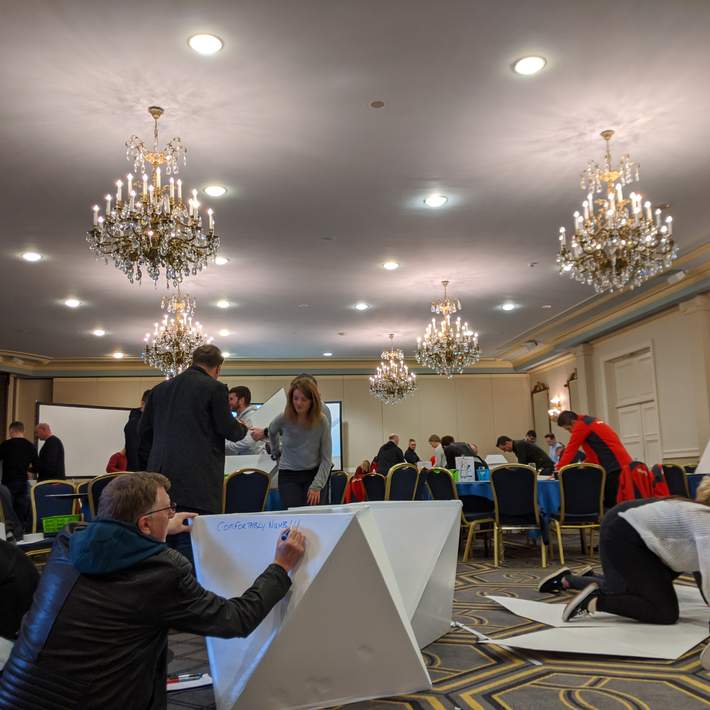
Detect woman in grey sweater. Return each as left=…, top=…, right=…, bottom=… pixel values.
left=268, top=377, right=332, bottom=508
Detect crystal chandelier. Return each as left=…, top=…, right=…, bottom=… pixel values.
left=556, top=130, right=676, bottom=293
left=369, top=334, right=417, bottom=404
left=143, top=291, right=212, bottom=378
left=87, top=106, right=220, bottom=287
left=416, top=281, right=480, bottom=378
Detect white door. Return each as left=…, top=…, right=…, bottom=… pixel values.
left=617, top=404, right=645, bottom=461
left=611, top=348, right=663, bottom=464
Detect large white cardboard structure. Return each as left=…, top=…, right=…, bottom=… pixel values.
left=488, top=585, right=709, bottom=659
left=289, top=500, right=461, bottom=648
left=192, top=511, right=431, bottom=710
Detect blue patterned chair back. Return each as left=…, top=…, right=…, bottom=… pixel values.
left=88, top=473, right=122, bottom=518
left=31, top=481, right=75, bottom=533
left=223, top=469, right=270, bottom=513
left=426, top=467, right=457, bottom=500
left=362, top=473, right=386, bottom=501
left=653, top=463, right=688, bottom=497
left=386, top=463, right=419, bottom=501
left=490, top=465, right=538, bottom=525
left=325, top=471, right=348, bottom=505
left=558, top=464, right=605, bottom=522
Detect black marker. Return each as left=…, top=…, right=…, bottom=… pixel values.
left=280, top=529, right=290, bottom=541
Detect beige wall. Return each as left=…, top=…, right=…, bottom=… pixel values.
left=530, top=296, right=710, bottom=464
left=52, top=373, right=533, bottom=470
left=9, top=376, right=53, bottom=434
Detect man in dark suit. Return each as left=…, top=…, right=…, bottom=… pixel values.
left=375, top=434, right=405, bottom=475
left=138, top=345, right=247, bottom=563
left=496, top=435, right=555, bottom=476
left=33, top=423, right=65, bottom=480
left=124, top=389, right=151, bottom=471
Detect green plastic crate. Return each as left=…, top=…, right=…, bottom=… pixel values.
left=42, top=514, right=81, bottom=534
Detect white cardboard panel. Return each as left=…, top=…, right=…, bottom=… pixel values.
left=288, top=500, right=461, bottom=648
left=192, top=512, right=430, bottom=710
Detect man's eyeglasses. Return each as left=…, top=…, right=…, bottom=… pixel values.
left=140, top=501, right=177, bottom=519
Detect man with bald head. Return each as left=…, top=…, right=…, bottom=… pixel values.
left=34, top=423, right=65, bottom=480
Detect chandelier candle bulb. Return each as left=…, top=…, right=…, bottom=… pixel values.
left=616, top=183, right=623, bottom=203
left=142, top=173, right=148, bottom=197
left=176, top=179, right=182, bottom=201
left=92, top=205, right=99, bottom=225
left=127, top=173, right=132, bottom=194
left=156, top=167, right=161, bottom=190
left=105, top=194, right=111, bottom=214
left=116, top=180, right=122, bottom=203
left=207, top=208, right=214, bottom=230
left=169, top=177, right=174, bottom=201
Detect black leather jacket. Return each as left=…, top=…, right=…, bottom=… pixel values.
left=0, top=523, right=291, bottom=710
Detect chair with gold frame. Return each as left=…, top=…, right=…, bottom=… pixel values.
left=550, top=463, right=606, bottom=565
left=88, top=472, right=122, bottom=519
left=652, top=463, right=689, bottom=498
left=223, top=468, right=271, bottom=513
left=30, top=480, right=75, bottom=534
left=323, top=470, right=348, bottom=505
left=490, top=464, right=548, bottom=568
left=385, top=462, right=419, bottom=501
left=75, top=480, right=91, bottom=520
left=426, top=466, right=494, bottom=561
left=362, top=473, right=386, bottom=501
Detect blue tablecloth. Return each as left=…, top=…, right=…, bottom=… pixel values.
left=457, top=480, right=561, bottom=515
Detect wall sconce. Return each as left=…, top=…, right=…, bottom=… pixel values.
left=548, top=395, right=563, bottom=419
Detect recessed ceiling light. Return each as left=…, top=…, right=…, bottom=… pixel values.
left=354, top=302, right=370, bottom=311
left=222, top=351, right=231, bottom=358
left=216, top=299, right=230, bottom=309
left=112, top=351, right=125, bottom=359
left=541, top=304, right=553, bottom=309
left=64, top=298, right=81, bottom=309
left=218, top=329, right=230, bottom=337
left=21, top=251, right=42, bottom=262
left=513, top=56, right=547, bottom=76
left=92, top=329, right=106, bottom=337
left=323, top=352, right=333, bottom=357
left=214, top=256, right=230, bottom=266
left=383, top=261, right=400, bottom=271
left=188, top=33, right=224, bottom=55
left=423, top=193, right=448, bottom=208
left=204, top=185, right=227, bottom=197
left=501, top=302, right=516, bottom=311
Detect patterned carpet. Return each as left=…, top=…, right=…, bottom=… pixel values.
left=167, top=535, right=710, bottom=710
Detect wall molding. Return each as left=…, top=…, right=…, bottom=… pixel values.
left=663, top=447, right=700, bottom=458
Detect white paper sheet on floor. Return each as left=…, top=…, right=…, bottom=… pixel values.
left=487, top=585, right=708, bottom=659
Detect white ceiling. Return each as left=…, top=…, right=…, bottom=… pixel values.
left=1, top=0, right=709, bottom=360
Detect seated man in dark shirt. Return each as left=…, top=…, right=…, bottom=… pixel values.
left=0, top=421, right=38, bottom=527
left=0, top=472, right=305, bottom=710
left=496, top=435, right=555, bottom=476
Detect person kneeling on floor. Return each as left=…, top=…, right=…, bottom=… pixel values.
left=0, top=471, right=305, bottom=710
left=537, top=475, right=710, bottom=670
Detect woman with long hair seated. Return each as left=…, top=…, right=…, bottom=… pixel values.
left=268, top=377, right=332, bottom=509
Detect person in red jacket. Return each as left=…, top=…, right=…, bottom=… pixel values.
left=556, top=411, right=632, bottom=509
left=106, top=448, right=128, bottom=473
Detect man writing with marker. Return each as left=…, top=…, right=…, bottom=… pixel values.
left=0, top=472, right=305, bottom=710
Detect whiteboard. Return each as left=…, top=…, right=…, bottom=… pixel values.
left=37, top=403, right=130, bottom=478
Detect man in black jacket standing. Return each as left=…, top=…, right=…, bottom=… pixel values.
left=33, top=423, right=65, bottom=480
left=0, top=472, right=305, bottom=710
left=138, top=345, right=247, bottom=563
left=0, top=421, right=38, bottom=526
left=375, top=433, right=405, bottom=475
left=496, top=435, right=555, bottom=476
left=124, top=389, right=151, bottom=471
